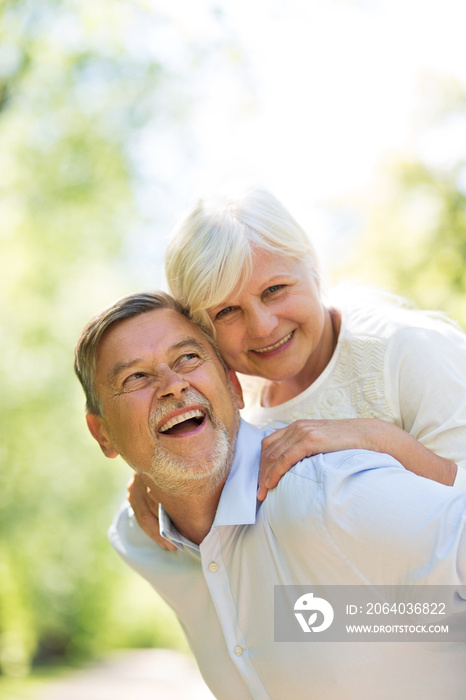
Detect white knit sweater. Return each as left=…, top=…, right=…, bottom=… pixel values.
left=241, top=300, right=466, bottom=479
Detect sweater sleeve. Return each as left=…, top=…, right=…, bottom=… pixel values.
left=384, top=322, right=466, bottom=477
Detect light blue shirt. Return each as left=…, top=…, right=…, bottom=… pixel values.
left=109, top=420, right=466, bottom=700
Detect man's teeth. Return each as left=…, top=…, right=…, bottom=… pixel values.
left=159, top=409, right=205, bottom=433
left=254, top=331, right=293, bottom=354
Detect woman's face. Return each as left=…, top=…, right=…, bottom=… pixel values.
left=207, top=248, right=329, bottom=382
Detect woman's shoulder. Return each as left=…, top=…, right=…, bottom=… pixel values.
left=333, top=284, right=464, bottom=344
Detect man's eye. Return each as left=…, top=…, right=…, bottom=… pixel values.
left=123, top=372, right=146, bottom=386
left=176, top=352, right=202, bottom=369
left=179, top=353, right=199, bottom=362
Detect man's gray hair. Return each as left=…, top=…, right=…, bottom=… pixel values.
left=74, top=291, right=225, bottom=417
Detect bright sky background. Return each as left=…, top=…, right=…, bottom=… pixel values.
left=132, top=0, right=466, bottom=284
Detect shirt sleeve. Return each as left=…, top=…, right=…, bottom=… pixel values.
left=453, top=466, right=466, bottom=490
left=384, top=323, right=466, bottom=476
left=318, top=450, right=466, bottom=586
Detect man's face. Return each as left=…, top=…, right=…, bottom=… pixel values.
left=87, top=308, right=243, bottom=495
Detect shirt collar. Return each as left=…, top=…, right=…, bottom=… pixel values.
left=158, top=420, right=265, bottom=549
left=158, top=503, right=198, bottom=552
left=212, top=419, right=263, bottom=528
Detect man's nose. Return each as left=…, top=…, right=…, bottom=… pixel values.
left=155, top=365, right=189, bottom=400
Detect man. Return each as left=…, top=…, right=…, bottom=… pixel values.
left=75, top=291, right=466, bottom=700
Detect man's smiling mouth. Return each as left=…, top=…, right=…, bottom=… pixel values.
left=158, top=409, right=206, bottom=436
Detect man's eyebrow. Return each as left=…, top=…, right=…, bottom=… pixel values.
left=107, top=358, right=143, bottom=383
left=171, top=338, right=208, bottom=354
left=106, top=337, right=209, bottom=383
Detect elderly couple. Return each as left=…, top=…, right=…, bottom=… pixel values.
left=75, top=188, right=466, bottom=699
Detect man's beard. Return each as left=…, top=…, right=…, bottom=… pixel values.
left=145, top=390, right=237, bottom=497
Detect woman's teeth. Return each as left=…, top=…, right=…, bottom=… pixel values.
left=253, top=331, right=293, bottom=354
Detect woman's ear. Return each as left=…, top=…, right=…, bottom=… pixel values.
left=86, top=414, right=120, bottom=458
left=228, top=370, right=245, bottom=410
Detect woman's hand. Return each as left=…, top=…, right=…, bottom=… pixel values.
left=256, top=418, right=457, bottom=501
left=257, top=419, right=365, bottom=501
left=126, top=474, right=177, bottom=551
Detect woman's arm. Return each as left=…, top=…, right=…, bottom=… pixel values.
left=128, top=416, right=458, bottom=542
left=256, top=418, right=457, bottom=501
left=385, top=323, right=466, bottom=473
left=257, top=319, right=466, bottom=500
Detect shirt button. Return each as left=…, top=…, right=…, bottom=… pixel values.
left=234, top=646, right=243, bottom=656
left=208, top=562, right=218, bottom=573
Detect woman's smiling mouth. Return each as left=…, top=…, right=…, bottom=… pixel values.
left=252, top=331, right=294, bottom=355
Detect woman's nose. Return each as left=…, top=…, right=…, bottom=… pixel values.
left=247, top=303, right=279, bottom=338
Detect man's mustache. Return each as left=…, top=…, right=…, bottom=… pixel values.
left=149, top=389, right=215, bottom=433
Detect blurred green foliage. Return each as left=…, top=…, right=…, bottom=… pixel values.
left=333, top=74, right=466, bottom=327
left=0, top=0, right=217, bottom=677
left=2, top=0, right=466, bottom=683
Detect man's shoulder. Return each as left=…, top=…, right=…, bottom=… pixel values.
left=288, top=448, right=404, bottom=483
left=261, top=449, right=405, bottom=528
left=109, top=501, right=161, bottom=556
left=109, top=501, right=197, bottom=580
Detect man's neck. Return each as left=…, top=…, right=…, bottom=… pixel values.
left=160, top=480, right=226, bottom=545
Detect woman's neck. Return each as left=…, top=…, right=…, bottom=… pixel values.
left=261, top=307, right=342, bottom=408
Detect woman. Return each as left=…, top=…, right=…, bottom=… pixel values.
left=129, top=187, right=466, bottom=546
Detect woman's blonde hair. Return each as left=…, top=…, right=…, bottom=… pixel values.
left=165, top=187, right=320, bottom=334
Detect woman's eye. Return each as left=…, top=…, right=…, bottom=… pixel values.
left=266, top=284, right=284, bottom=294
left=215, top=306, right=234, bottom=320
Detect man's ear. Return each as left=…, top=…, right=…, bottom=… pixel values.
left=228, top=370, right=245, bottom=410
left=86, top=414, right=120, bottom=458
